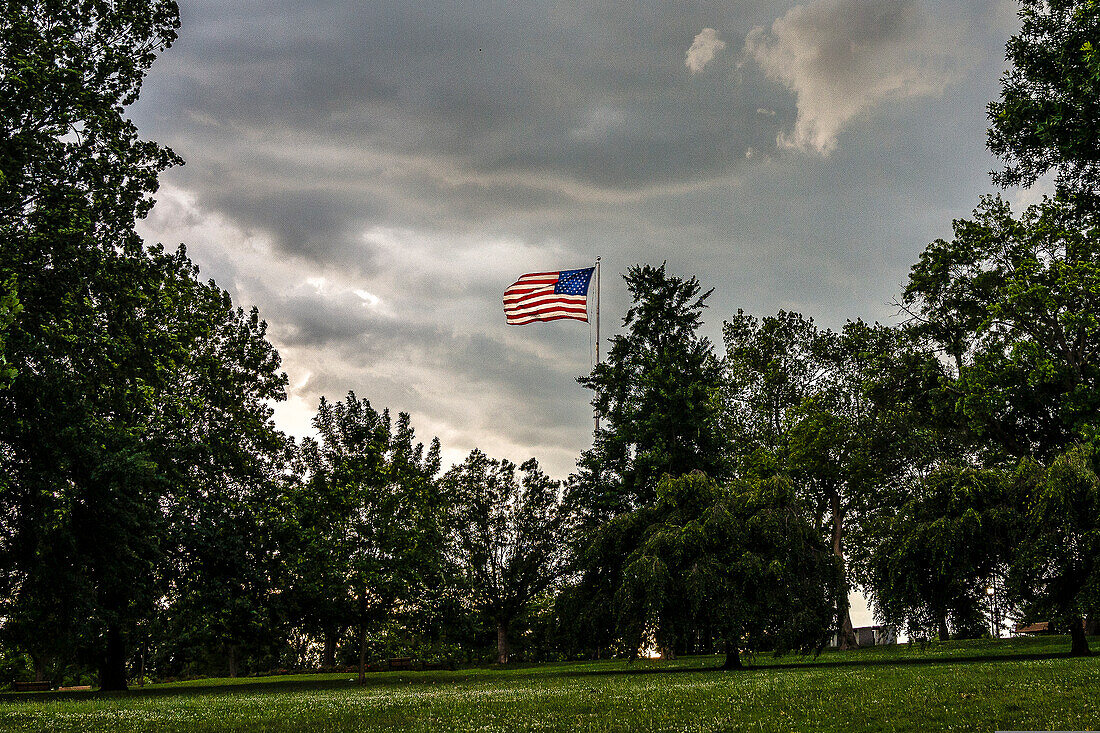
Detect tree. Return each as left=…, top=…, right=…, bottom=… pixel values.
left=903, top=195, right=1100, bottom=461
left=780, top=321, right=919, bottom=648
left=443, top=450, right=567, bottom=664
left=1010, top=445, right=1100, bottom=656
left=570, top=263, right=726, bottom=525
left=988, top=0, right=1100, bottom=204
left=721, top=309, right=823, bottom=477
left=612, top=472, right=841, bottom=669
left=0, top=0, right=300, bottom=688
left=0, top=277, right=18, bottom=388
left=295, top=394, right=444, bottom=681
left=868, top=465, right=1019, bottom=641
left=0, top=0, right=187, bottom=690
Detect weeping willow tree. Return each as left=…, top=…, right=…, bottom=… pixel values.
left=611, top=472, right=842, bottom=669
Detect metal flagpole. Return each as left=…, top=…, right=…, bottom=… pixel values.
left=594, top=257, right=601, bottom=435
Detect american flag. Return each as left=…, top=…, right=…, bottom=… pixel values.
left=503, top=267, right=595, bottom=325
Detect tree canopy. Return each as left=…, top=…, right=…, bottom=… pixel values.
left=988, top=0, right=1100, bottom=202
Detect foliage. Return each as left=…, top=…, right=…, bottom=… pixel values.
left=721, top=309, right=822, bottom=478
left=903, top=195, right=1100, bottom=460
left=610, top=472, right=841, bottom=668
left=443, top=450, right=567, bottom=663
left=292, top=393, right=445, bottom=679
left=571, top=263, right=726, bottom=524
left=724, top=313, right=928, bottom=646
left=1009, top=444, right=1100, bottom=655
left=0, top=0, right=301, bottom=689
left=868, top=465, right=1020, bottom=641
left=988, top=0, right=1100, bottom=202
left=0, top=276, right=19, bottom=388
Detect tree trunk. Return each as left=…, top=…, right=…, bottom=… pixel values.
left=937, top=612, right=950, bottom=642
left=496, top=621, right=509, bottom=664
left=228, top=643, right=239, bottom=678
left=322, top=630, right=339, bottom=668
left=99, top=624, right=128, bottom=691
left=722, top=641, right=742, bottom=670
left=31, top=655, right=44, bottom=683
left=1070, top=616, right=1091, bottom=657
left=358, top=622, right=368, bottom=683
left=831, top=493, right=858, bottom=650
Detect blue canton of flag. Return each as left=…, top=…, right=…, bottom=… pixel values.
left=554, top=268, right=594, bottom=297
left=503, top=267, right=595, bottom=325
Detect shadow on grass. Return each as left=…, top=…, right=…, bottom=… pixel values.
left=560, top=650, right=1077, bottom=679
left=2, top=643, right=1089, bottom=703
left=0, top=676, right=375, bottom=703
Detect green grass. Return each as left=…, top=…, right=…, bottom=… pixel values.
left=2, top=636, right=1098, bottom=732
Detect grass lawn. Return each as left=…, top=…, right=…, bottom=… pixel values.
left=1, top=636, right=1098, bottom=732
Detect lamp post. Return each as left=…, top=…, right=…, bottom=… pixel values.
left=990, top=585, right=998, bottom=638
left=986, top=585, right=996, bottom=638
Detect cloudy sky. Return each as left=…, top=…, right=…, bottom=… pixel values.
left=131, top=0, right=1033, bottom=482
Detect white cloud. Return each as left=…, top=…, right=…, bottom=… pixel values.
left=745, top=0, right=961, bottom=155
left=685, top=28, right=726, bottom=74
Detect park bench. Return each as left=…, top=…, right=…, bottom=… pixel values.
left=387, top=657, right=413, bottom=671
left=12, top=681, right=52, bottom=692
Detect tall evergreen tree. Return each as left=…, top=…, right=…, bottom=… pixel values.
left=569, top=263, right=726, bottom=526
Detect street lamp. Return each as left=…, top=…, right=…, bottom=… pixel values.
left=986, top=585, right=996, bottom=638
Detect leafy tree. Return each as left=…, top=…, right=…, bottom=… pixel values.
left=868, top=465, right=1019, bottom=641
left=149, top=270, right=290, bottom=678
left=903, top=195, right=1100, bottom=460
left=570, top=263, right=726, bottom=525
left=988, top=0, right=1100, bottom=203
left=295, top=394, right=444, bottom=681
left=0, top=0, right=304, bottom=689
left=281, top=444, right=356, bottom=669
left=443, top=450, right=567, bottom=664
left=0, top=0, right=183, bottom=690
left=758, top=320, right=916, bottom=648
left=723, top=312, right=954, bottom=648
left=0, top=276, right=18, bottom=388
left=1010, top=445, right=1100, bottom=656
left=721, top=309, right=823, bottom=476
left=612, top=472, right=840, bottom=669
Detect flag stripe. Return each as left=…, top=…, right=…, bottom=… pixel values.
left=507, top=312, right=589, bottom=325
left=503, top=286, right=557, bottom=303
left=504, top=292, right=586, bottom=308
left=508, top=299, right=589, bottom=314
left=507, top=305, right=588, bottom=322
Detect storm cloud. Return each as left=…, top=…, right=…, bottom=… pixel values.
left=132, top=0, right=1020, bottom=481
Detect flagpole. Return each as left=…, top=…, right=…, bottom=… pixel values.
left=594, top=257, right=601, bottom=435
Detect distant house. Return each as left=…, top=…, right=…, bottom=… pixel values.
left=828, top=625, right=897, bottom=648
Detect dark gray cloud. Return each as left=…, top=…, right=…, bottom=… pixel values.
left=132, top=0, right=1021, bottom=478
